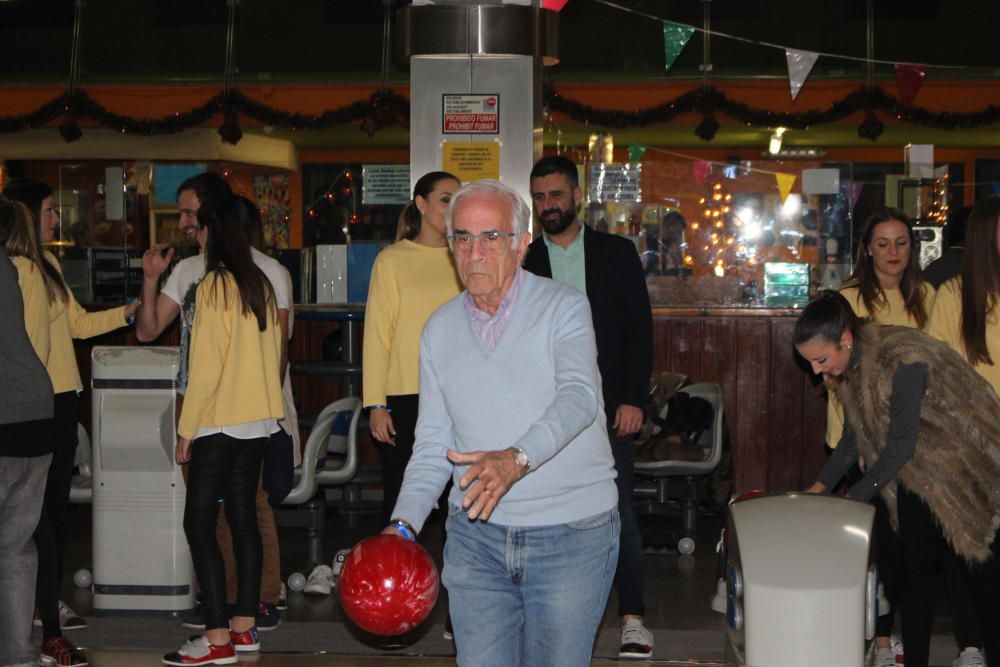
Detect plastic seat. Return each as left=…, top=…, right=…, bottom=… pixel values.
left=633, top=382, right=724, bottom=554
left=277, top=396, right=361, bottom=568
left=69, top=423, right=93, bottom=504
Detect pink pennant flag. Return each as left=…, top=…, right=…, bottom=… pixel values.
left=543, top=0, right=569, bottom=11
left=843, top=181, right=864, bottom=210
left=785, top=49, right=819, bottom=101
left=895, top=64, right=928, bottom=107
left=692, top=160, right=712, bottom=187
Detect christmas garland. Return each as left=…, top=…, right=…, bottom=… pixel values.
left=1, top=83, right=997, bottom=144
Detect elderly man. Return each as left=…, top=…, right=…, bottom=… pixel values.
left=386, top=180, right=619, bottom=667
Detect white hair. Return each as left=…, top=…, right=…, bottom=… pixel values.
left=445, top=180, right=531, bottom=248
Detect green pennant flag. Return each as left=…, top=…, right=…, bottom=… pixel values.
left=627, top=142, right=646, bottom=163
left=663, top=21, right=694, bottom=74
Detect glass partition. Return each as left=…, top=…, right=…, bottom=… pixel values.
left=585, top=160, right=855, bottom=307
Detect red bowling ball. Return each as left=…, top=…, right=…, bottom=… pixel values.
left=338, top=534, right=440, bottom=636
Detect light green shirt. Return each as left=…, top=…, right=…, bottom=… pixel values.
left=543, top=222, right=586, bottom=295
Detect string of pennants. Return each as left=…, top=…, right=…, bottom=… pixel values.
left=544, top=0, right=972, bottom=107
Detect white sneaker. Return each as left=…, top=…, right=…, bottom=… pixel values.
left=954, top=647, right=985, bottom=667
left=33, top=600, right=87, bottom=630
left=619, top=618, right=653, bottom=659
left=303, top=564, right=333, bottom=596
left=874, top=646, right=896, bottom=667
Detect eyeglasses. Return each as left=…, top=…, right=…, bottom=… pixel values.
left=447, top=230, right=517, bottom=252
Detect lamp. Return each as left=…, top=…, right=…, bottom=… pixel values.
left=768, top=127, right=786, bottom=156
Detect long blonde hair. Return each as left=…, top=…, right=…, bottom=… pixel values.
left=0, top=196, right=67, bottom=303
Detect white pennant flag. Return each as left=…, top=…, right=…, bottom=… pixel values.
left=785, top=48, right=819, bottom=101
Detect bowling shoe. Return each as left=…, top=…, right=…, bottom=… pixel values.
left=619, top=618, right=654, bottom=659
left=954, top=647, right=985, bottom=667
left=162, top=636, right=237, bottom=666
left=255, top=602, right=281, bottom=631
left=276, top=583, right=288, bottom=611
left=41, top=636, right=88, bottom=667
left=34, top=601, right=87, bottom=630
left=230, top=626, right=260, bottom=653
left=304, top=564, right=334, bottom=596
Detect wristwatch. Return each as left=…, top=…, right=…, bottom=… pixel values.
left=511, top=447, right=531, bottom=474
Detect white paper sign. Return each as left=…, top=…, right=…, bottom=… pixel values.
left=362, top=164, right=411, bottom=205
left=588, top=163, right=642, bottom=203
left=442, top=94, right=500, bottom=134
left=802, top=168, right=840, bottom=195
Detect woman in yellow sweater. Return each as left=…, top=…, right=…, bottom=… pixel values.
left=4, top=179, right=138, bottom=667
left=164, top=194, right=283, bottom=666
left=827, top=209, right=934, bottom=667
left=363, top=171, right=462, bottom=522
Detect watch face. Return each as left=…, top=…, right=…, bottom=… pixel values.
left=515, top=451, right=529, bottom=468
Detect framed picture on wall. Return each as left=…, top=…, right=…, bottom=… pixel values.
left=150, top=209, right=183, bottom=247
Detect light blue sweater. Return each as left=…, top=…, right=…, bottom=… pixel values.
left=393, top=271, right=618, bottom=532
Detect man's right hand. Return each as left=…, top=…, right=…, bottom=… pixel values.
left=142, top=244, right=174, bottom=279
left=369, top=407, right=396, bottom=445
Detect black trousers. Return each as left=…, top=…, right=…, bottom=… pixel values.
left=897, top=485, right=1000, bottom=667
left=873, top=495, right=903, bottom=638
left=183, top=433, right=266, bottom=631
left=374, top=394, right=451, bottom=527
left=610, top=429, right=645, bottom=618
left=33, top=391, right=78, bottom=634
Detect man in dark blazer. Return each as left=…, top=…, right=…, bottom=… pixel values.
left=524, top=155, right=654, bottom=660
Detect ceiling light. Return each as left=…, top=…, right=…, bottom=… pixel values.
left=768, top=127, right=786, bottom=156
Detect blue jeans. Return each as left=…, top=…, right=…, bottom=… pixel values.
left=0, top=449, right=52, bottom=667
left=443, top=505, right=620, bottom=667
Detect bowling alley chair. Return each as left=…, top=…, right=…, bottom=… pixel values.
left=633, top=382, right=724, bottom=555
left=69, top=423, right=93, bottom=504
left=277, top=396, right=362, bottom=568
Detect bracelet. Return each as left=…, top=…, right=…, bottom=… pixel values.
left=389, top=519, right=416, bottom=541
left=369, top=404, right=391, bottom=413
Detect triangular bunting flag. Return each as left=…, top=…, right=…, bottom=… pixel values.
left=785, top=49, right=819, bottom=101
left=542, top=0, right=569, bottom=11
left=843, top=181, right=864, bottom=210
left=627, top=143, right=646, bottom=163
left=692, top=159, right=712, bottom=187
left=663, top=21, right=694, bottom=74
left=775, top=172, right=797, bottom=203
left=895, top=64, right=928, bottom=107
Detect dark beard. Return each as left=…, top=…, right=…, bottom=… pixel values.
left=539, top=207, right=576, bottom=235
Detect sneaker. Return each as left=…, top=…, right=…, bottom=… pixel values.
left=875, top=646, right=897, bottom=667
left=181, top=608, right=207, bottom=630
left=34, top=601, right=87, bottom=631
left=276, top=583, right=288, bottom=611
left=619, top=618, right=654, bottom=659
left=331, top=549, right=350, bottom=578
left=255, top=602, right=281, bottom=632
left=303, top=564, right=334, bottom=596
left=229, top=626, right=260, bottom=653
left=41, top=636, right=88, bottom=667
left=162, top=635, right=237, bottom=666
left=954, top=647, right=985, bottom=667
left=891, top=635, right=905, bottom=665
left=442, top=616, right=454, bottom=641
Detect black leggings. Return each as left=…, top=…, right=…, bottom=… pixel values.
left=33, top=391, right=79, bottom=637
left=184, top=434, right=266, bottom=631
left=897, top=485, right=1000, bottom=667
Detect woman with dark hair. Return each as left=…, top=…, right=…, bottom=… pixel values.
left=797, top=290, right=1000, bottom=667
left=822, top=208, right=935, bottom=666
left=363, top=171, right=461, bottom=522
left=164, top=194, right=283, bottom=665
left=3, top=178, right=138, bottom=667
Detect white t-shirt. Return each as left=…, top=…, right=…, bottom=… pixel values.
left=162, top=247, right=291, bottom=396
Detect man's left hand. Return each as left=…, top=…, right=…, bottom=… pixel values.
left=175, top=436, right=192, bottom=464
left=447, top=448, right=526, bottom=521
left=614, top=404, right=644, bottom=436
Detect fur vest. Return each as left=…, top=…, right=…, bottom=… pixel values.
left=836, top=324, right=1000, bottom=563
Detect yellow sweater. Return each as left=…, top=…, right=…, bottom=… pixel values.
left=11, top=256, right=52, bottom=367
left=178, top=272, right=284, bottom=439
left=362, top=240, right=461, bottom=407
left=826, top=283, right=936, bottom=447
left=928, top=278, right=1000, bottom=394
left=43, top=251, right=129, bottom=394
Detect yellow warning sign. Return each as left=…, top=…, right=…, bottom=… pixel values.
left=441, top=142, right=501, bottom=182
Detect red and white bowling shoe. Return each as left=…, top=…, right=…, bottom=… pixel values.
left=162, top=636, right=237, bottom=666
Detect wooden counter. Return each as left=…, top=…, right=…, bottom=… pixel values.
left=651, top=306, right=828, bottom=494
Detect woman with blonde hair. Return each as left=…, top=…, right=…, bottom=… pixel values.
left=365, top=171, right=462, bottom=522
left=3, top=179, right=138, bottom=667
